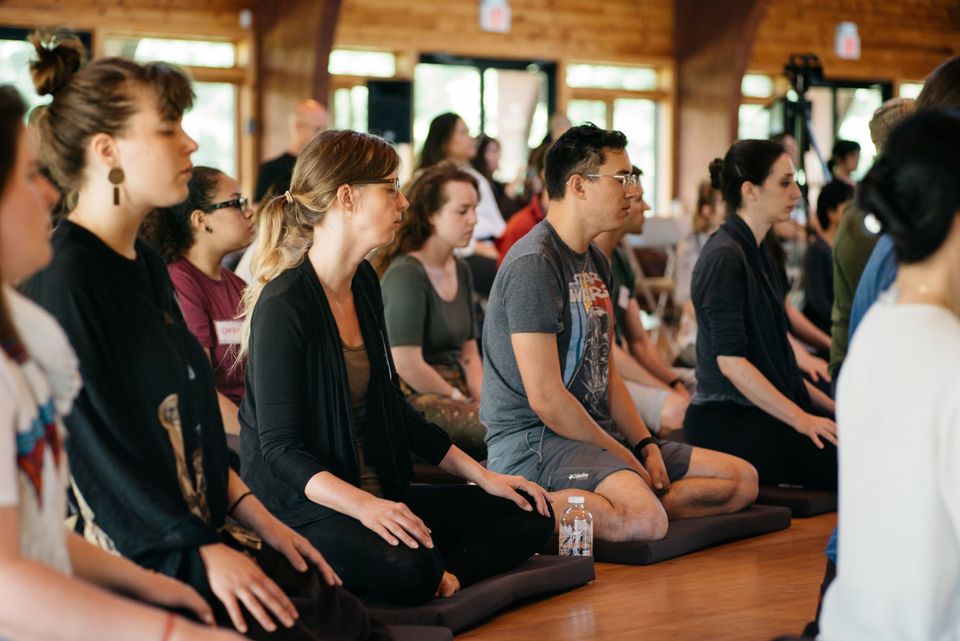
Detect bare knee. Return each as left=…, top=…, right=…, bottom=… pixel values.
left=659, top=393, right=689, bottom=433
left=734, top=459, right=760, bottom=508
left=593, top=473, right=669, bottom=542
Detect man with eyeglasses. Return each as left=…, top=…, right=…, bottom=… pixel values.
left=480, top=124, right=758, bottom=543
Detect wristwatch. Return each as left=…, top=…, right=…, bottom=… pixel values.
left=633, top=436, right=660, bottom=462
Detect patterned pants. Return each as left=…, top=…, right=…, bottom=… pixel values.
left=401, top=364, right=487, bottom=461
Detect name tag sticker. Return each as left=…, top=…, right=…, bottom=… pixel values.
left=618, top=285, right=631, bottom=310
left=214, top=320, right=243, bottom=345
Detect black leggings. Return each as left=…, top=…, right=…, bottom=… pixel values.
left=205, top=543, right=390, bottom=641
left=684, top=401, right=837, bottom=491
left=296, top=484, right=554, bottom=606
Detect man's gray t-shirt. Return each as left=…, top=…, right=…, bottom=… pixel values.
left=480, top=220, right=615, bottom=450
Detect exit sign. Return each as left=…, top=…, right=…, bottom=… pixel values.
left=480, top=0, right=511, bottom=33
left=836, top=22, right=861, bottom=60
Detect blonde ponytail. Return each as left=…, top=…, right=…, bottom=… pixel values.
left=237, top=129, right=400, bottom=360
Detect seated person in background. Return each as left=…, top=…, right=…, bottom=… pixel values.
left=675, top=182, right=725, bottom=366
left=254, top=99, right=328, bottom=203
left=763, top=230, right=833, bottom=388
left=801, top=180, right=854, bottom=335
left=496, top=143, right=549, bottom=265
left=23, top=35, right=382, bottom=641
left=482, top=124, right=757, bottom=543
left=828, top=97, right=916, bottom=383
left=376, top=162, right=487, bottom=461
left=0, top=82, right=242, bottom=641
left=592, top=166, right=691, bottom=437
left=472, top=134, right=523, bottom=220
left=416, top=113, right=503, bottom=297
left=684, top=139, right=838, bottom=491
left=239, top=129, right=553, bottom=607
left=820, top=111, right=960, bottom=641
left=140, top=166, right=255, bottom=437
left=827, top=139, right=860, bottom=187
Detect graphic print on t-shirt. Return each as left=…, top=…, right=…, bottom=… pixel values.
left=563, top=270, right=614, bottom=426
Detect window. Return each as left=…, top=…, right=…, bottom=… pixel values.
left=836, top=86, right=884, bottom=181
left=328, top=49, right=396, bottom=78
left=565, top=62, right=665, bottom=212
left=738, top=104, right=771, bottom=140
left=103, top=35, right=245, bottom=181
left=566, top=63, right=657, bottom=91
left=412, top=57, right=552, bottom=183
left=0, top=38, right=51, bottom=117
left=741, top=73, right=774, bottom=99
left=899, top=82, right=923, bottom=99
left=333, top=85, right=369, bottom=132
left=103, top=37, right=236, bottom=67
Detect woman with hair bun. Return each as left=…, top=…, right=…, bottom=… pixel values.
left=0, top=82, right=245, bottom=641
left=141, top=167, right=255, bottom=438
left=21, top=32, right=386, bottom=641
left=683, top=139, right=838, bottom=490
left=238, top=129, right=553, bottom=607
left=820, top=110, right=960, bottom=641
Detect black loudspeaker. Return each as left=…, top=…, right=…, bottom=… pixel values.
left=367, top=80, right=412, bottom=144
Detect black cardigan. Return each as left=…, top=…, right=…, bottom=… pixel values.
left=238, top=259, right=453, bottom=526
left=690, top=213, right=811, bottom=411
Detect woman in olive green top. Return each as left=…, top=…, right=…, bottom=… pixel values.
left=376, top=163, right=486, bottom=460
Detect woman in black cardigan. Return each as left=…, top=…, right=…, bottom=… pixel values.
left=238, top=129, right=553, bottom=606
left=683, top=139, right=837, bottom=490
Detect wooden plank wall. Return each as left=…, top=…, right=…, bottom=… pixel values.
left=334, top=0, right=675, bottom=65
left=749, top=0, right=960, bottom=82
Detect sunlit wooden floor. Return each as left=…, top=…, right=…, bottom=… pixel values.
left=459, top=513, right=835, bottom=641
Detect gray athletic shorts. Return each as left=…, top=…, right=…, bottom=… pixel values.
left=487, top=428, right=693, bottom=493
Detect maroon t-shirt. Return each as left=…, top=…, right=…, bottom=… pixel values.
left=168, top=259, right=246, bottom=405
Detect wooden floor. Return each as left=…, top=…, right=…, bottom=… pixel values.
left=458, top=513, right=836, bottom=641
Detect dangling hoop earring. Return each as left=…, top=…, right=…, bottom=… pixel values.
left=108, top=168, right=125, bottom=206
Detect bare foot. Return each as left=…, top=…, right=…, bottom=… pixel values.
left=434, top=571, right=461, bottom=598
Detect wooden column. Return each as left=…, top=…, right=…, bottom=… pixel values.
left=256, top=0, right=341, bottom=162
left=673, top=0, right=769, bottom=213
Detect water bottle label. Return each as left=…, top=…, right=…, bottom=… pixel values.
left=559, top=517, right=593, bottom=557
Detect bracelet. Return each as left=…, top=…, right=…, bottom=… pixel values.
left=161, top=612, right=176, bottom=641
left=227, top=490, right=253, bottom=517
left=632, top=436, right=660, bottom=462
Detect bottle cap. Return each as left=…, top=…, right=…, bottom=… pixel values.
left=568, top=496, right=585, bottom=505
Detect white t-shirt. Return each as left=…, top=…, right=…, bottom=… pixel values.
left=463, top=164, right=505, bottom=241
left=0, top=287, right=78, bottom=575
left=820, top=292, right=960, bottom=641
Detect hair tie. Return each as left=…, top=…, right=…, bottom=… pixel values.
left=283, top=190, right=294, bottom=204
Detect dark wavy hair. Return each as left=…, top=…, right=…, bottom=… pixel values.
left=0, top=85, right=27, bottom=344
left=858, top=111, right=960, bottom=264
left=416, top=112, right=462, bottom=172
left=373, top=161, right=478, bottom=275
left=709, top=139, right=785, bottom=212
left=544, top=123, right=627, bottom=201
left=139, top=166, right=223, bottom=263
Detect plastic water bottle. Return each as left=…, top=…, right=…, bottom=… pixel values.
left=559, top=496, right=593, bottom=557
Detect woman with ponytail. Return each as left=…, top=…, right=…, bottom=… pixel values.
left=238, top=129, right=553, bottom=607
left=141, top=167, right=255, bottom=437
left=20, top=32, right=385, bottom=641
left=374, top=162, right=487, bottom=461
left=0, top=83, right=246, bottom=641
left=819, top=111, right=960, bottom=641
left=683, top=139, right=838, bottom=490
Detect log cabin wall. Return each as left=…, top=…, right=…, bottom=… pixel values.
left=749, top=0, right=960, bottom=83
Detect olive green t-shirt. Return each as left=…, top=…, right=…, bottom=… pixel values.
left=830, top=201, right=880, bottom=376
left=381, top=255, right=476, bottom=369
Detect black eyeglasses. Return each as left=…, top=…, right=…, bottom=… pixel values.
left=352, top=178, right=401, bottom=192
left=202, top=195, right=249, bottom=213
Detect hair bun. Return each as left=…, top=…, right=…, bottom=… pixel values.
left=28, top=31, right=86, bottom=98
left=708, top=158, right=724, bottom=191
